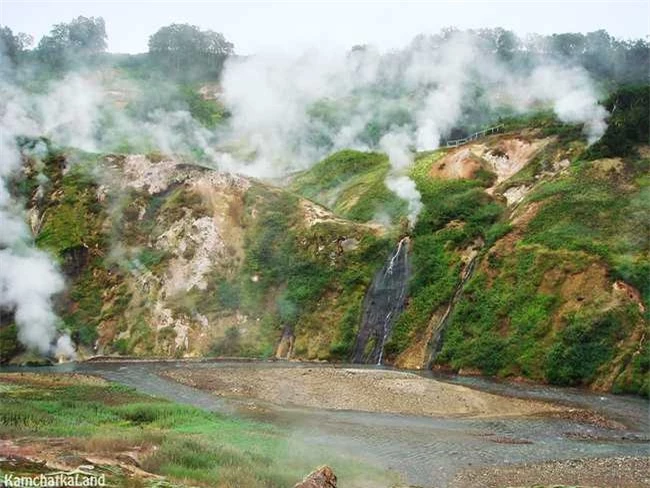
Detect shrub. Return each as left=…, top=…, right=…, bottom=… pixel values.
left=545, top=313, right=619, bottom=385
left=585, top=85, right=650, bottom=159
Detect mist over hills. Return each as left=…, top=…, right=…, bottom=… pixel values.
left=0, top=17, right=648, bottom=396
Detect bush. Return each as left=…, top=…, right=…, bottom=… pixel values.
left=545, top=313, right=619, bottom=386
left=0, top=324, right=24, bottom=363
left=210, top=326, right=242, bottom=357
left=217, top=280, right=241, bottom=310
left=585, top=85, right=650, bottom=159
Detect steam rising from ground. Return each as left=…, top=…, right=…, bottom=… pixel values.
left=379, top=132, right=422, bottom=227
left=0, top=69, right=229, bottom=357
left=0, top=84, right=69, bottom=357
left=218, top=32, right=609, bottom=224
left=0, top=30, right=610, bottom=354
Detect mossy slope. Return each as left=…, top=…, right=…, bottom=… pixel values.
left=1, top=147, right=388, bottom=363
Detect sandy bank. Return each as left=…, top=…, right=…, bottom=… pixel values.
left=162, top=366, right=562, bottom=418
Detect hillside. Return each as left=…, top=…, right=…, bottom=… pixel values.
left=1, top=144, right=391, bottom=363
left=3, top=13, right=650, bottom=488
left=1, top=86, right=648, bottom=397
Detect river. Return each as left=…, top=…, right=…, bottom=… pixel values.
left=3, top=360, right=648, bottom=487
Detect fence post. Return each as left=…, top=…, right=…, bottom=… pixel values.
left=444, top=124, right=503, bottom=148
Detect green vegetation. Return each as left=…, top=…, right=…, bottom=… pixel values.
left=36, top=157, right=105, bottom=255
left=383, top=151, right=504, bottom=360
left=180, top=85, right=228, bottom=127
left=8, top=142, right=392, bottom=360
left=545, top=311, right=624, bottom=385
left=0, top=374, right=383, bottom=486
left=35, top=16, right=107, bottom=71
left=437, top=102, right=649, bottom=394
left=209, top=326, right=243, bottom=356
left=499, top=110, right=584, bottom=142
left=524, top=158, right=650, bottom=305
left=291, top=150, right=406, bottom=223
left=440, top=243, right=645, bottom=393
left=25, top=150, right=116, bottom=347
left=147, top=23, right=233, bottom=81
left=0, top=324, right=24, bottom=363
left=289, top=117, right=648, bottom=391
left=228, top=183, right=391, bottom=358
left=585, top=85, right=650, bottom=159
left=3, top=17, right=648, bottom=397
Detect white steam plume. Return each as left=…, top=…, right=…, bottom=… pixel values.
left=0, top=30, right=612, bottom=357
left=0, top=70, right=230, bottom=358
left=379, top=131, right=422, bottom=228
left=0, top=83, right=72, bottom=358
left=517, top=65, right=608, bottom=143
left=217, top=31, right=609, bottom=225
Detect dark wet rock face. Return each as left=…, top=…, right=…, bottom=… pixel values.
left=60, top=245, right=89, bottom=278
left=353, top=237, right=410, bottom=364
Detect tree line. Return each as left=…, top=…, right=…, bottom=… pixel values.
left=1, top=16, right=648, bottom=85
left=0, top=16, right=234, bottom=80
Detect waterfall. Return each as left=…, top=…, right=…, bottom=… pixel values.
left=353, top=237, right=410, bottom=365
left=426, top=247, right=481, bottom=369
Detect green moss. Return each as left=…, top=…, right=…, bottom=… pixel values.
left=291, top=150, right=406, bottom=223
left=612, top=338, right=650, bottom=396
left=36, top=165, right=104, bottom=256
left=0, top=324, right=24, bottom=363
left=329, top=302, right=362, bottom=359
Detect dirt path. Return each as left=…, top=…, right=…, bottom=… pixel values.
left=162, top=366, right=563, bottom=418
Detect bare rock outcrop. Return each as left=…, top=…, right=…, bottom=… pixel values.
left=294, top=466, right=337, bottom=488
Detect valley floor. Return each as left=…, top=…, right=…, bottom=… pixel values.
left=448, top=456, right=650, bottom=488
left=162, top=365, right=562, bottom=418
left=1, top=363, right=648, bottom=487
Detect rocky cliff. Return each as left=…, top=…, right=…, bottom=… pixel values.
left=2, top=145, right=390, bottom=362
left=2, top=110, right=648, bottom=396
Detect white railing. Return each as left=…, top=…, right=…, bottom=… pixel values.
left=444, top=124, right=504, bottom=148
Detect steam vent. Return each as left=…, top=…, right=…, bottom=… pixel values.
left=1, top=5, right=648, bottom=488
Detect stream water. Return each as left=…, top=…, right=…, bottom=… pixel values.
left=426, top=252, right=479, bottom=368
left=3, top=360, right=648, bottom=487
left=353, top=237, right=410, bottom=365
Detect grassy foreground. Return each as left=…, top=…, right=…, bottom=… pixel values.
left=0, top=373, right=387, bottom=487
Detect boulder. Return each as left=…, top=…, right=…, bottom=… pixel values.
left=294, top=465, right=337, bottom=488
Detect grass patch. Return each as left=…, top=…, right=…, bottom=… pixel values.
left=0, top=373, right=386, bottom=486
left=291, top=150, right=406, bottom=223
left=383, top=150, right=506, bottom=359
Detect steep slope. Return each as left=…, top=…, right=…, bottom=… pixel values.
left=2, top=88, right=647, bottom=397
left=437, top=143, right=649, bottom=395
left=290, top=150, right=407, bottom=224
left=289, top=111, right=648, bottom=395
left=1, top=145, right=390, bottom=361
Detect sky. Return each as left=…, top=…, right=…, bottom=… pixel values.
left=0, top=0, right=648, bottom=55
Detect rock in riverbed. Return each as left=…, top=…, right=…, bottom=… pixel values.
left=294, top=465, right=337, bottom=488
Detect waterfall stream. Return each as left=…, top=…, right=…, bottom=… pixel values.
left=426, top=250, right=480, bottom=368
left=353, top=237, right=410, bottom=364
